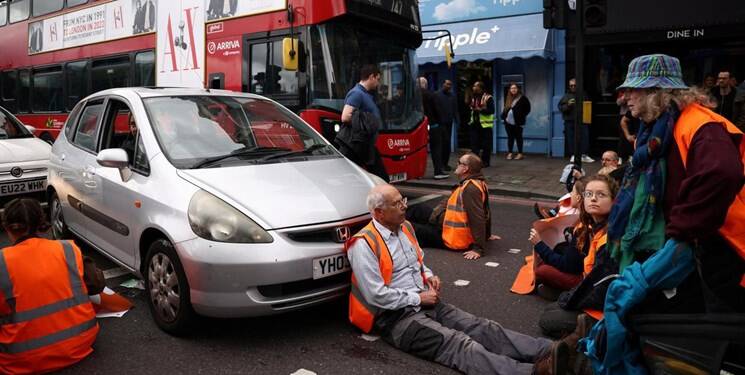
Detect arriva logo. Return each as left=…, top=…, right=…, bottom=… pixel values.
left=387, top=139, right=410, bottom=149
left=208, top=40, right=240, bottom=54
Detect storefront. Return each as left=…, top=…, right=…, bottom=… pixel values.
left=416, top=1, right=568, bottom=157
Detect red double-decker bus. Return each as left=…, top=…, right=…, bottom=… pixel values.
left=0, top=0, right=428, bottom=182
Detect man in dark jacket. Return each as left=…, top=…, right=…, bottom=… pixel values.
left=420, top=77, right=447, bottom=179
left=436, top=80, right=458, bottom=171
left=469, top=82, right=495, bottom=167
left=559, top=79, right=593, bottom=163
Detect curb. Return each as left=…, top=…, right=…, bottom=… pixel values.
left=399, top=180, right=560, bottom=201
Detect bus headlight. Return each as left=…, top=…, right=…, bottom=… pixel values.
left=188, top=190, right=273, bottom=243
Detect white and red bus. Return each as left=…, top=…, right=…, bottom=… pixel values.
left=0, top=0, right=428, bottom=182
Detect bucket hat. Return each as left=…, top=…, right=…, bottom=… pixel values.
left=617, top=54, right=688, bottom=90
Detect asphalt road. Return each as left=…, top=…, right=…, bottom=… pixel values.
left=0, top=188, right=554, bottom=375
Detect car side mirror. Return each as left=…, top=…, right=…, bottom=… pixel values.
left=24, top=125, right=36, bottom=134
left=97, top=148, right=132, bottom=181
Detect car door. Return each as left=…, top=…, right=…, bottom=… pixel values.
left=63, top=98, right=106, bottom=240
left=82, top=97, right=144, bottom=267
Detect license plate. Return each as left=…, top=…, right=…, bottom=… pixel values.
left=312, top=253, right=351, bottom=280
left=389, top=172, right=407, bottom=183
left=0, top=179, right=46, bottom=197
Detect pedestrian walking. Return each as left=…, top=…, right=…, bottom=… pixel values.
left=468, top=81, right=494, bottom=167
left=419, top=77, right=448, bottom=180
left=501, top=83, right=531, bottom=160
left=339, top=64, right=389, bottom=182
left=345, top=184, right=576, bottom=375
left=436, top=79, right=458, bottom=171
left=559, top=79, right=594, bottom=163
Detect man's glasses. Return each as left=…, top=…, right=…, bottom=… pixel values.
left=389, top=197, right=407, bottom=208
left=583, top=191, right=610, bottom=200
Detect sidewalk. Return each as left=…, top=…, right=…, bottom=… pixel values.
left=401, top=151, right=602, bottom=201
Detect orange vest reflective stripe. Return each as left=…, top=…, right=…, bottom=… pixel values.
left=583, top=229, right=608, bottom=277
left=673, top=103, right=745, bottom=287
left=344, top=221, right=424, bottom=333
left=0, top=238, right=99, bottom=374
left=442, top=179, right=488, bottom=250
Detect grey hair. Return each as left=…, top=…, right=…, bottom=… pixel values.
left=640, top=86, right=715, bottom=123
left=366, top=190, right=387, bottom=212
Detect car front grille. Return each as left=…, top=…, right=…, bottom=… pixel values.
left=286, top=220, right=368, bottom=244
left=257, top=271, right=350, bottom=298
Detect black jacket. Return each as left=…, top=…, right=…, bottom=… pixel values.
left=334, top=110, right=380, bottom=166
left=558, top=242, right=619, bottom=312
left=501, top=96, right=531, bottom=126
left=435, top=90, right=458, bottom=125
left=421, top=88, right=441, bottom=125
left=558, top=92, right=576, bottom=121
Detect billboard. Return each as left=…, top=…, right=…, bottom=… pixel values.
left=205, top=0, right=285, bottom=22
left=156, top=0, right=205, bottom=88
left=28, top=0, right=157, bottom=55
left=418, top=0, right=542, bottom=26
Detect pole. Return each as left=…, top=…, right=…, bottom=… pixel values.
left=574, top=0, right=584, bottom=170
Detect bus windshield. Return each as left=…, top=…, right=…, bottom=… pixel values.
left=309, top=23, right=423, bottom=132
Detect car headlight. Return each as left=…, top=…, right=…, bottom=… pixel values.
left=188, top=190, right=273, bottom=243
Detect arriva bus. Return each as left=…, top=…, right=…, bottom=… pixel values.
left=0, top=0, right=428, bottom=182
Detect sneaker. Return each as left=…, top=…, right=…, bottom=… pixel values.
left=581, top=155, right=595, bottom=163
left=433, top=174, right=449, bottom=180
left=533, top=341, right=569, bottom=375
left=515, top=153, right=524, bottom=160
left=506, top=153, right=514, bottom=160
left=537, top=284, right=562, bottom=302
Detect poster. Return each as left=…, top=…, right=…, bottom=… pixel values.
left=205, top=0, right=285, bottom=21
left=156, top=0, right=205, bottom=88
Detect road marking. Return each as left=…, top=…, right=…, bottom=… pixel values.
left=407, top=194, right=440, bottom=206
left=485, top=262, right=500, bottom=268
left=508, top=248, right=522, bottom=254
left=454, top=279, right=470, bottom=286
left=102, top=267, right=130, bottom=279
left=360, top=334, right=380, bottom=342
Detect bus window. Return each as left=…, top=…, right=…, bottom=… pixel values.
left=32, top=0, right=62, bottom=17
left=91, top=56, right=130, bottom=93
left=1, top=70, right=16, bottom=101
left=65, top=0, right=87, bottom=8
left=250, top=40, right=298, bottom=96
left=18, top=69, right=29, bottom=113
left=66, top=60, right=89, bottom=110
left=9, top=0, right=28, bottom=23
left=0, top=1, right=8, bottom=27
left=135, top=51, right=155, bottom=86
left=32, top=66, right=63, bottom=113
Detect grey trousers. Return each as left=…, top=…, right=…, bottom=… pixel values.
left=378, top=303, right=552, bottom=375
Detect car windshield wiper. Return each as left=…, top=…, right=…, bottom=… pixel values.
left=257, top=144, right=331, bottom=162
left=192, top=146, right=291, bottom=169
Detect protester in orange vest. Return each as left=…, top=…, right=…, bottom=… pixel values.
left=0, top=198, right=102, bottom=374
left=345, top=184, right=577, bottom=375
left=575, top=54, right=745, bottom=374
left=405, top=153, right=499, bottom=260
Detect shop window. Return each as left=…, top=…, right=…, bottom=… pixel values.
left=65, top=0, right=87, bottom=8
left=91, top=56, right=130, bottom=93
left=32, top=0, right=62, bottom=17
left=66, top=60, right=89, bottom=110
left=135, top=51, right=155, bottom=86
left=0, top=1, right=8, bottom=27
left=9, top=0, right=28, bottom=23
left=32, top=66, right=63, bottom=113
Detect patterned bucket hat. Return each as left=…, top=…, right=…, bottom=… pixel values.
left=617, top=54, right=688, bottom=90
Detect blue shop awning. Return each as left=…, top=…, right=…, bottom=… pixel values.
left=416, top=13, right=553, bottom=65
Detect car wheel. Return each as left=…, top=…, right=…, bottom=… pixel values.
left=145, top=238, right=195, bottom=335
left=50, top=191, right=71, bottom=239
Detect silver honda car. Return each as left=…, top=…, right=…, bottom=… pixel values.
left=47, top=88, right=378, bottom=334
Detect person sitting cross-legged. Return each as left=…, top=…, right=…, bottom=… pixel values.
left=405, top=153, right=500, bottom=260
left=345, top=184, right=575, bottom=375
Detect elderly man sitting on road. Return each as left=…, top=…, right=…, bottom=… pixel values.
left=345, top=184, right=576, bottom=374
left=405, top=153, right=499, bottom=260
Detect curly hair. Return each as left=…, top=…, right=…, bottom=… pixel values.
left=1, top=198, right=50, bottom=238
left=639, top=86, right=715, bottom=123
left=574, top=174, right=619, bottom=252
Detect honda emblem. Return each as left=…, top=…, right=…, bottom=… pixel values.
left=334, top=226, right=351, bottom=243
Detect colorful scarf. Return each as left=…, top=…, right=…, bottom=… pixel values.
left=607, top=104, right=679, bottom=270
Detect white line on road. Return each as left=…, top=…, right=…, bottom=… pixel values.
left=102, top=267, right=130, bottom=280
left=406, top=194, right=441, bottom=206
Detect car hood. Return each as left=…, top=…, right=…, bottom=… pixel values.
left=177, top=158, right=375, bottom=229
left=0, top=138, right=51, bottom=164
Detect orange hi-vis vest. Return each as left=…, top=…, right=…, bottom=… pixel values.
left=0, top=238, right=99, bottom=374
left=344, top=220, right=424, bottom=333
left=673, top=103, right=745, bottom=287
left=442, top=178, right=488, bottom=250
left=583, top=228, right=608, bottom=277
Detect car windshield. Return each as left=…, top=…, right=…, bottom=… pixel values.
left=143, top=96, right=338, bottom=169
left=0, top=107, right=32, bottom=140
left=309, top=23, right=423, bottom=132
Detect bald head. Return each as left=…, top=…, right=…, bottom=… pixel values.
left=601, top=151, right=619, bottom=169
left=455, top=153, right=482, bottom=179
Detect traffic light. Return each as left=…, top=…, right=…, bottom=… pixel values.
left=584, top=0, right=607, bottom=28
left=543, top=0, right=568, bottom=29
